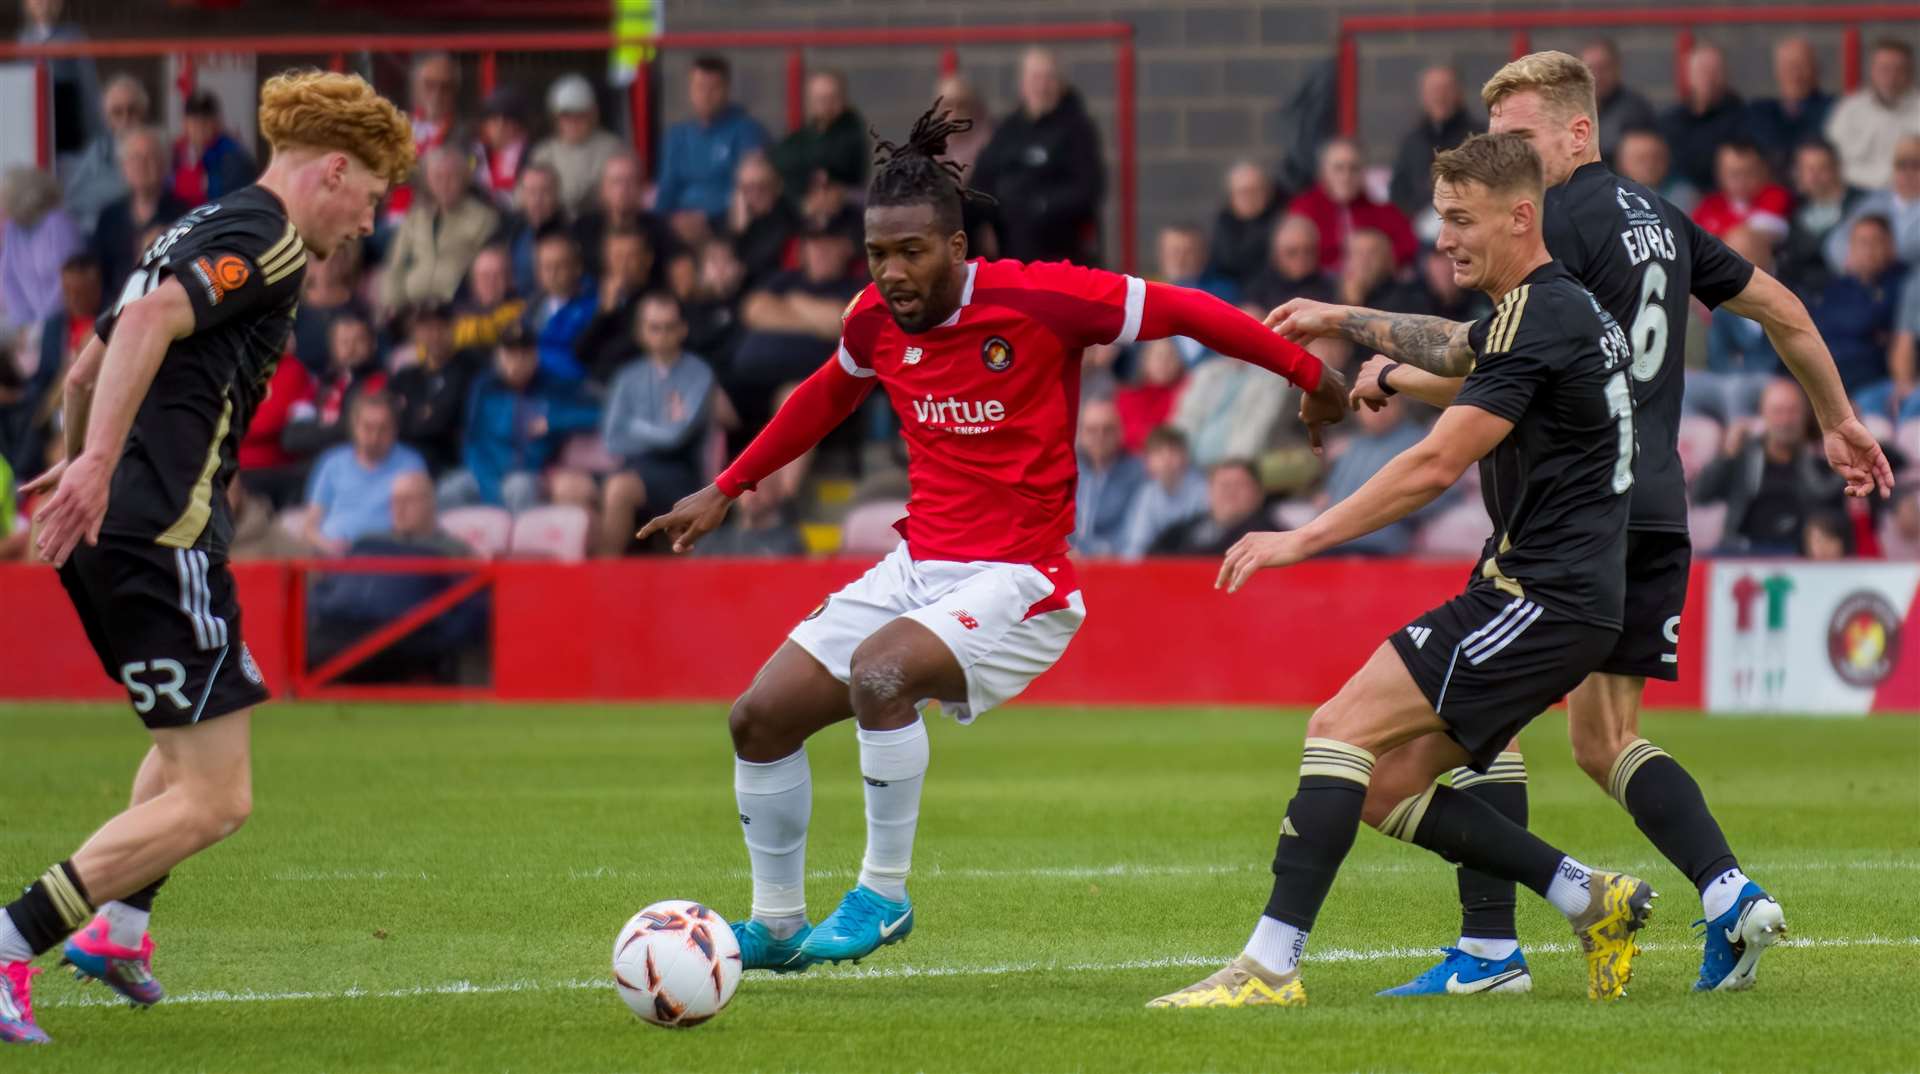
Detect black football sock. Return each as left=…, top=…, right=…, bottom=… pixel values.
left=119, top=873, right=168, bottom=914
left=2, top=861, right=95, bottom=959
left=1262, top=738, right=1374, bottom=930
left=1403, top=784, right=1566, bottom=899
left=1450, top=753, right=1527, bottom=941
left=1607, top=739, right=1738, bottom=893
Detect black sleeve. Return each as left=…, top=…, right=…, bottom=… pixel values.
left=1454, top=295, right=1557, bottom=423
left=1683, top=215, right=1757, bottom=310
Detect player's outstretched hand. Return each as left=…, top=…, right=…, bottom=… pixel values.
left=637, top=483, right=734, bottom=553
left=1265, top=298, right=1344, bottom=344
left=33, top=452, right=111, bottom=568
left=1348, top=354, right=1396, bottom=412
left=1824, top=416, right=1895, bottom=499
left=1299, top=365, right=1352, bottom=455
left=1217, top=530, right=1310, bottom=593
left=17, top=457, right=68, bottom=498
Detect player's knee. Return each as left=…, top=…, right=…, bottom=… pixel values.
left=181, top=782, right=251, bottom=846
left=1569, top=728, right=1624, bottom=786
left=727, top=691, right=777, bottom=754
left=1304, top=700, right=1353, bottom=742
left=847, top=647, right=912, bottom=715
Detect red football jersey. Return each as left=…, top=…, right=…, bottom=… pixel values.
left=838, top=258, right=1146, bottom=564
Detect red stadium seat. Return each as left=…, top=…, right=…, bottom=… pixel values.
left=1688, top=502, right=1728, bottom=551
left=1676, top=413, right=1723, bottom=485
left=840, top=500, right=907, bottom=557
left=440, top=506, right=513, bottom=558
left=508, top=505, right=591, bottom=562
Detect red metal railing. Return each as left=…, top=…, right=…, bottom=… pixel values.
left=2, top=22, right=1139, bottom=272
left=1338, top=5, right=1920, bottom=138
left=286, top=557, right=495, bottom=702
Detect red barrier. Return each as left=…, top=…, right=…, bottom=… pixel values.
left=1337, top=5, right=1920, bottom=139
left=0, top=559, right=1708, bottom=709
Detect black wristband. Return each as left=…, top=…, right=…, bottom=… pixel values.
left=1377, top=361, right=1401, bottom=397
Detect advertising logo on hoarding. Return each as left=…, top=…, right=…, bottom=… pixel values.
left=1827, top=591, right=1902, bottom=688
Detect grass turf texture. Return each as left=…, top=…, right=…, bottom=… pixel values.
left=1, top=702, right=1915, bottom=1074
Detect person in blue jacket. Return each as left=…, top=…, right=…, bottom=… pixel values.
left=655, top=55, right=769, bottom=240
left=441, top=323, right=600, bottom=511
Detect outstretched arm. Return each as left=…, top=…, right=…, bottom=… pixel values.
left=1217, top=404, right=1510, bottom=592
left=1719, top=268, right=1894, bottom=498
left=1266, top=297, right=1477, bottom=377
left=1136, top=282, right=1351, bottom=450
left=638, top=353, right=873, bottom=552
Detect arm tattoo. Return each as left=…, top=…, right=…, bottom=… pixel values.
left=1335, top=309, right=1476, bottom=377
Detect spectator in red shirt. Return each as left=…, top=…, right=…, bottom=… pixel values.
left=1114, top=338, right=1188, bottom=454
left=1285, top=138, right=1416, bottom=274
left=237, top=352, right=315, bottom=508
left=170, top=90, right=255, bottom=207
left=1694, top=140, right=1793, bottom=242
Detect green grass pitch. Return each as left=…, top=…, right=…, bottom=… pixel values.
left=2, top=702, right=1916, bottom=1073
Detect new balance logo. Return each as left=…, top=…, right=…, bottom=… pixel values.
left=1405, top=625, right=1432, bottom=649
left=903, top=346, right=924, bottom=365
left=1280, top=816, right=1299, bottom=838
left=950, top=610, right=980, bottom=630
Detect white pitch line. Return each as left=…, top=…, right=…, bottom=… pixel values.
left=268, top=858, right=1920, bottom=885
left=43, top=936, right=1920, bottom=1010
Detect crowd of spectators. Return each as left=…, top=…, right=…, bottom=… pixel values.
left=2, top=24, right=1919, bottom=570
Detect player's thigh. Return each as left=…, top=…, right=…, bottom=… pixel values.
left=731, top=640, right=856, bottom=751
left=1565, top=670, right=1647, bottom=779
left=1307, top=641, right=1451, bottom=758
left=150, top=706, right=254, bottom=817
left=887, top=559, right=1076, bottom=721
left=786, top=544, right=918, bottom=686
left=1361, top=732, right=1474, bottom=828
left=847, top=616, right=969, bottom=717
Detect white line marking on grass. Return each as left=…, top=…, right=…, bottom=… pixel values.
left=266, top=858, right=1919, bottom=884
left=44, top=937, right=1920, bottom=1009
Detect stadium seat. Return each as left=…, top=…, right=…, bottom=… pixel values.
left=841, top=500, right=907, bottom=556
left=1897, top=420, right=1920, bottom=473
left=440, top=506, right=513, bottom=558
left=1688, top=502, right=1728, bottom=551
left=1411, top=503, right=1491, bottom=556
left=1272, top=500, right=1318, bottom=530
left=1861, top=412, right=1896, bottom=445
left=1676, top=413, right=1722, bottom=484
left=508, top=505, right=591, bottom=561
left=558, top=433, right=620, bottom=475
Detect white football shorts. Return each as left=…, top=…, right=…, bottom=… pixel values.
left=787, top=542, right=1086, bottom=723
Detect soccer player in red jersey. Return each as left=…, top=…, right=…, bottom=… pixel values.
left=641, top=104, right=1349, bottom=972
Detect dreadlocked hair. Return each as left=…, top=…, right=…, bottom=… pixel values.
left=867, top=99, right=995, bottom=233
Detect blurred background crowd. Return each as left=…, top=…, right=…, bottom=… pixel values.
left=3, top=0, right=1919, bottom=569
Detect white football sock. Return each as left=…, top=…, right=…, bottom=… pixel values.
left=1701, top=867, right=1750, bottom=920
left=1545, top=856, right=1595, bottom=918
left=0, top=910, right=29, bottom=964
left=102, top=901, right=149, bottom=948
left=1457, top=935, right=1519, bottom=961
left=855, top=719, right=929, bottom=903
left=735, top=749, right=811, bottom=936
left=1243, top=915, right=1306, bottom=975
